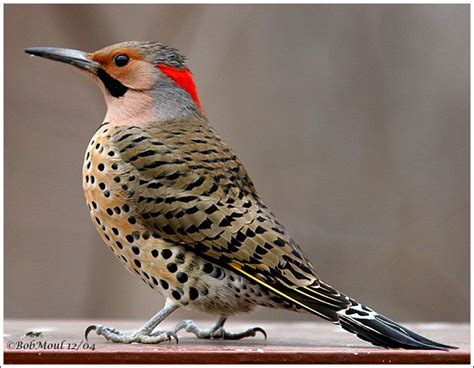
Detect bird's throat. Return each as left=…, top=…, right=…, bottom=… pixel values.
left=103, top=89, right=157, bottom=127
left=102, top=88, right=202, bottom=127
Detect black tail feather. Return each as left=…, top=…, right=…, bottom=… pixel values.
left=234, top=264, right=456, bottom=350
left=338, top=298, right=456, bottom=350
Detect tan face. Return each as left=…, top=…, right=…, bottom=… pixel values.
left=90, top=47, right=159, bottom=90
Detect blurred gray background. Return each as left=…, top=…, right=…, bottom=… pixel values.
left=5, top=4, right=469, bottom=323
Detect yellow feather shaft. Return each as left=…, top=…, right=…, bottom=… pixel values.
left=229, top=262, right=330, bottom=320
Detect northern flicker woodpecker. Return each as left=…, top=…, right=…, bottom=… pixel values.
left=25, top=42, right=454, bottom=350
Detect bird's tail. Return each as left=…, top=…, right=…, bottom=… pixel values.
left=280, top=280, right=456, bottom=350
left=231, top=264, right=455, bottom=350
left=336, top=296, right=455, bottom=350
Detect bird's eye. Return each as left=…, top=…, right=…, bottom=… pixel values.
left=114, top=54, right=129, bottom=67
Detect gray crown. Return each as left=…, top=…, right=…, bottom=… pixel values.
left=100, top=41, right=188, bottom=69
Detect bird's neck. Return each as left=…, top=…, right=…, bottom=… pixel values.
left=102, top=87, right=204, bottom=127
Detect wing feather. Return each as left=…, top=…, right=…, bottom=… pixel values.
left=109, top=120, right=350, bottom=317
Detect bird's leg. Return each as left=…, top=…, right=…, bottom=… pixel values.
left=85, top=301, right=179, bottom=344
left=174, top=316, right=267, bottom=340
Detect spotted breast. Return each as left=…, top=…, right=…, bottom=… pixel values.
left=82, top=120, right=292, bottom=315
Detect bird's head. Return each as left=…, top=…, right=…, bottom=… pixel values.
left=25, top=41, right=204, bottom=126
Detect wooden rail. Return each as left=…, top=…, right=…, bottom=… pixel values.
left=4, top=319, right=469, bottom=364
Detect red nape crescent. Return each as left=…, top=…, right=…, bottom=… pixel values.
left=157, top=64, right=203, bottom=110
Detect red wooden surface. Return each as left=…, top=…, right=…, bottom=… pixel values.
left=4, top=319, right=469, bottom=364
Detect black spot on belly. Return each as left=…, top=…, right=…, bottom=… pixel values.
left=160, top=279, right=169, bottom=289
left=151, top=249, right=159, bottom=258
left=161, top=249, right=172, bottom=259
left=167, top=263, right=177, bottom=273
left=176, top=272, right=188, bottom=283
left=202, top=263, right=213, bottom=274
left=172, top=290, right=181, bottom=300
left=189, top=287, right=199, bottom=300
left=132, top=246, right=140, bottom=255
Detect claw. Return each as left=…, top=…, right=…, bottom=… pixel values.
left=85, top=325, right=97, bottom=341
left=167, top=331, right=179, bottom=344
left=253, top=327, right=267, bottom=340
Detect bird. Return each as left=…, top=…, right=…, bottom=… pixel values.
left=25, top=41, right=454, bottom=350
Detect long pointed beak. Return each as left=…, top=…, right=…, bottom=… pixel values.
left=25, top=47, right=100, bottom=74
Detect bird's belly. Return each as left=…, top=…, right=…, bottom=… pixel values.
left=81, top=124, right=280, bottom=315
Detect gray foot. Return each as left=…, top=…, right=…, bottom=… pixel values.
left=174, top=319, right=267, bottom=340
left=85, top=324, right=178, bottom=344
